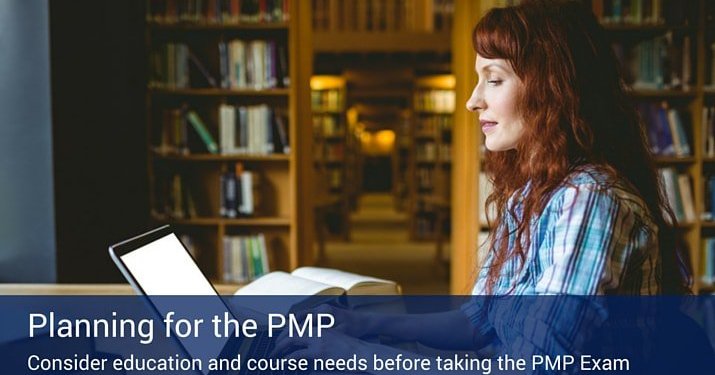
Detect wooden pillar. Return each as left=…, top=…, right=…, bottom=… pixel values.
left=450, top=0, right=487, bottom=294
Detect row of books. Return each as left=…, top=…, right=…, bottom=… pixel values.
left=614, top=35, right=692, bottom=91
left=155, top=107, right=288, bottom=155
left=218, top=104, right=289, bottom=155
left=702, top=105, right=715, bottom=158
left=153, top=166, right=261, bottom=219
left=591, top=0, right=687, bottom=26
left=222, top=234, right=270, bottom=283
left=312, top=0, right=453, bottom=33
left=148, top=40, right=288, bottom=90
left=414, top=89, right=455, bottom=113
left=220, top=164, right=258, bottom=218
left=415, top=116, right=451, bottom=137
left=660, top=167, right=695, bottom=223
left=637, top=102, right=691, bottom=157
left=146, top=0, right=290, bottom=24
left=149, top=43, right=191, bottom=89
left=311, top=89, right=343, bottom=111
left=219, top=39, right=289, bottom=90
left=313, top=114, right=344, bottom=136
left=415, top=142, right=451, bottom=162
left=160, top=173, right=198, bottom=219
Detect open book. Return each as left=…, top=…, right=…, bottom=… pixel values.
left=234, top=267, right=401, bottom=296
left=229, top=267, right=402, bottom=316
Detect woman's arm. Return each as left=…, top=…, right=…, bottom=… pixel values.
left=357, top=309, right=489, bottom=350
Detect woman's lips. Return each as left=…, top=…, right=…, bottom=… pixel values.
left=480, top=120, right=497, bottom=132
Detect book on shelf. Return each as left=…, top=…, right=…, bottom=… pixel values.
left=222, top=233, right=270, bottom=283
left=702, top=175, right=715, bottom=221
left=146, top=0, right=290, bottom=24
left=219, top=104, right=289, bottom=155
left=659, top=167, right=695, bottom=223
left=220, top=164, right=259, bottom=217
left=157, top=108, right=189, bottom=154
left=186, top=110, right=219, bottom=154
left=235, top=267, right=401, bottom=296
left=702, top=238, right=715, bottom=286
left=149, top=43, right=189, bottom=89
left=702, top=105, right=715, bottom=158
left=637, top=102, right=691, bottom=157
left=218, top=39, right=288, bottom=90
left=149, top=43, right=220, bottom=89
left=155, top=173, right=198, bottom=219
left=187, top=49, right=218, bottom=88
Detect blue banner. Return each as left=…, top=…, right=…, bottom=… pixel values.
left=0, top=296, right=713, bottom=374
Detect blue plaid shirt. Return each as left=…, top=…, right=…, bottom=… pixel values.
left=462, top=165, right=661, bottom=366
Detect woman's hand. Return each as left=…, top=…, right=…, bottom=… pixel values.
left=270, top=328, right=375, bottom=368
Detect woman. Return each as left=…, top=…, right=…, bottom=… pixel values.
left=274, top=0, right=692, bottom=362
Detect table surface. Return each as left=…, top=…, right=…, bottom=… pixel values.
left=0, top=283, right=240, bottom=295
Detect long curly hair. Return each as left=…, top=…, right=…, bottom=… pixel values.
left=474, top=0, right=691, bottom=294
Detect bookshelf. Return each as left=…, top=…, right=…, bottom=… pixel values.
left=311, top=75, right=351, bottom=240
left=312, top=0, right=453, bottom=52
left=409, top=75, right=455, bottom=241
left=451, top=0, right=715, bottom=294
left=145, top=0, right=314, bottom=285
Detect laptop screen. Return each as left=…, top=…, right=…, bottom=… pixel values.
left=120, top=233, right=216, bottom=296
left=118, top=232, right=232, bottom=373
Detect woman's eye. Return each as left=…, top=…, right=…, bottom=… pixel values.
left=487, top=80, right=502, bottom=86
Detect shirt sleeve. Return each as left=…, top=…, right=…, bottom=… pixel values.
left=534, top=183, right=648, bottom=295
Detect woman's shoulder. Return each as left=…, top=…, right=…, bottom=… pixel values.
left=549, top=164, right=654, bottom=223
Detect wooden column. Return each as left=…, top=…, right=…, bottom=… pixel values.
left=291, top=0, right=315, bottom=267
left=450, top=0, right=487, bottom=294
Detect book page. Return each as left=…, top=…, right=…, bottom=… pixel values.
left=231, top=272, right=344, bottom=317
left=233, top=271, right=342, bottom=296
left=291, top=267, right=396, bottom=292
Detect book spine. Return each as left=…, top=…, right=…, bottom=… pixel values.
left=186, top=111, right=219, bottom=153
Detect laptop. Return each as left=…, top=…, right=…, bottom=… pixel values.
left=108, top=225, right=273, bottom=374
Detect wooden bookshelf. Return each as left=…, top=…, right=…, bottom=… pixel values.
left=451, top=0, right=714, bottom=294
left=311, top=0, right=454, bottom=52
left=145, top=0, right=314, bottom=285
left=410, top=75, right=455, bottom=241
left=311, top=75, right=351, bottom=240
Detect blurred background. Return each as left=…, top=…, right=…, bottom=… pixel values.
left=1, top=0, right=714, bottom=294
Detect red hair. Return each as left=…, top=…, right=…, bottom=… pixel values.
left=473, top=0, right=690, bottom=294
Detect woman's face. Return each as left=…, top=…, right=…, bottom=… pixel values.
left=466, top=55, right=525, bottom=151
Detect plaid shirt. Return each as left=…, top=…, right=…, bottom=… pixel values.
left=462, top=166, right=661, bottom=366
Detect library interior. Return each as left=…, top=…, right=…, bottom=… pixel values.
left=1, top=0, right=715, bottom=295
